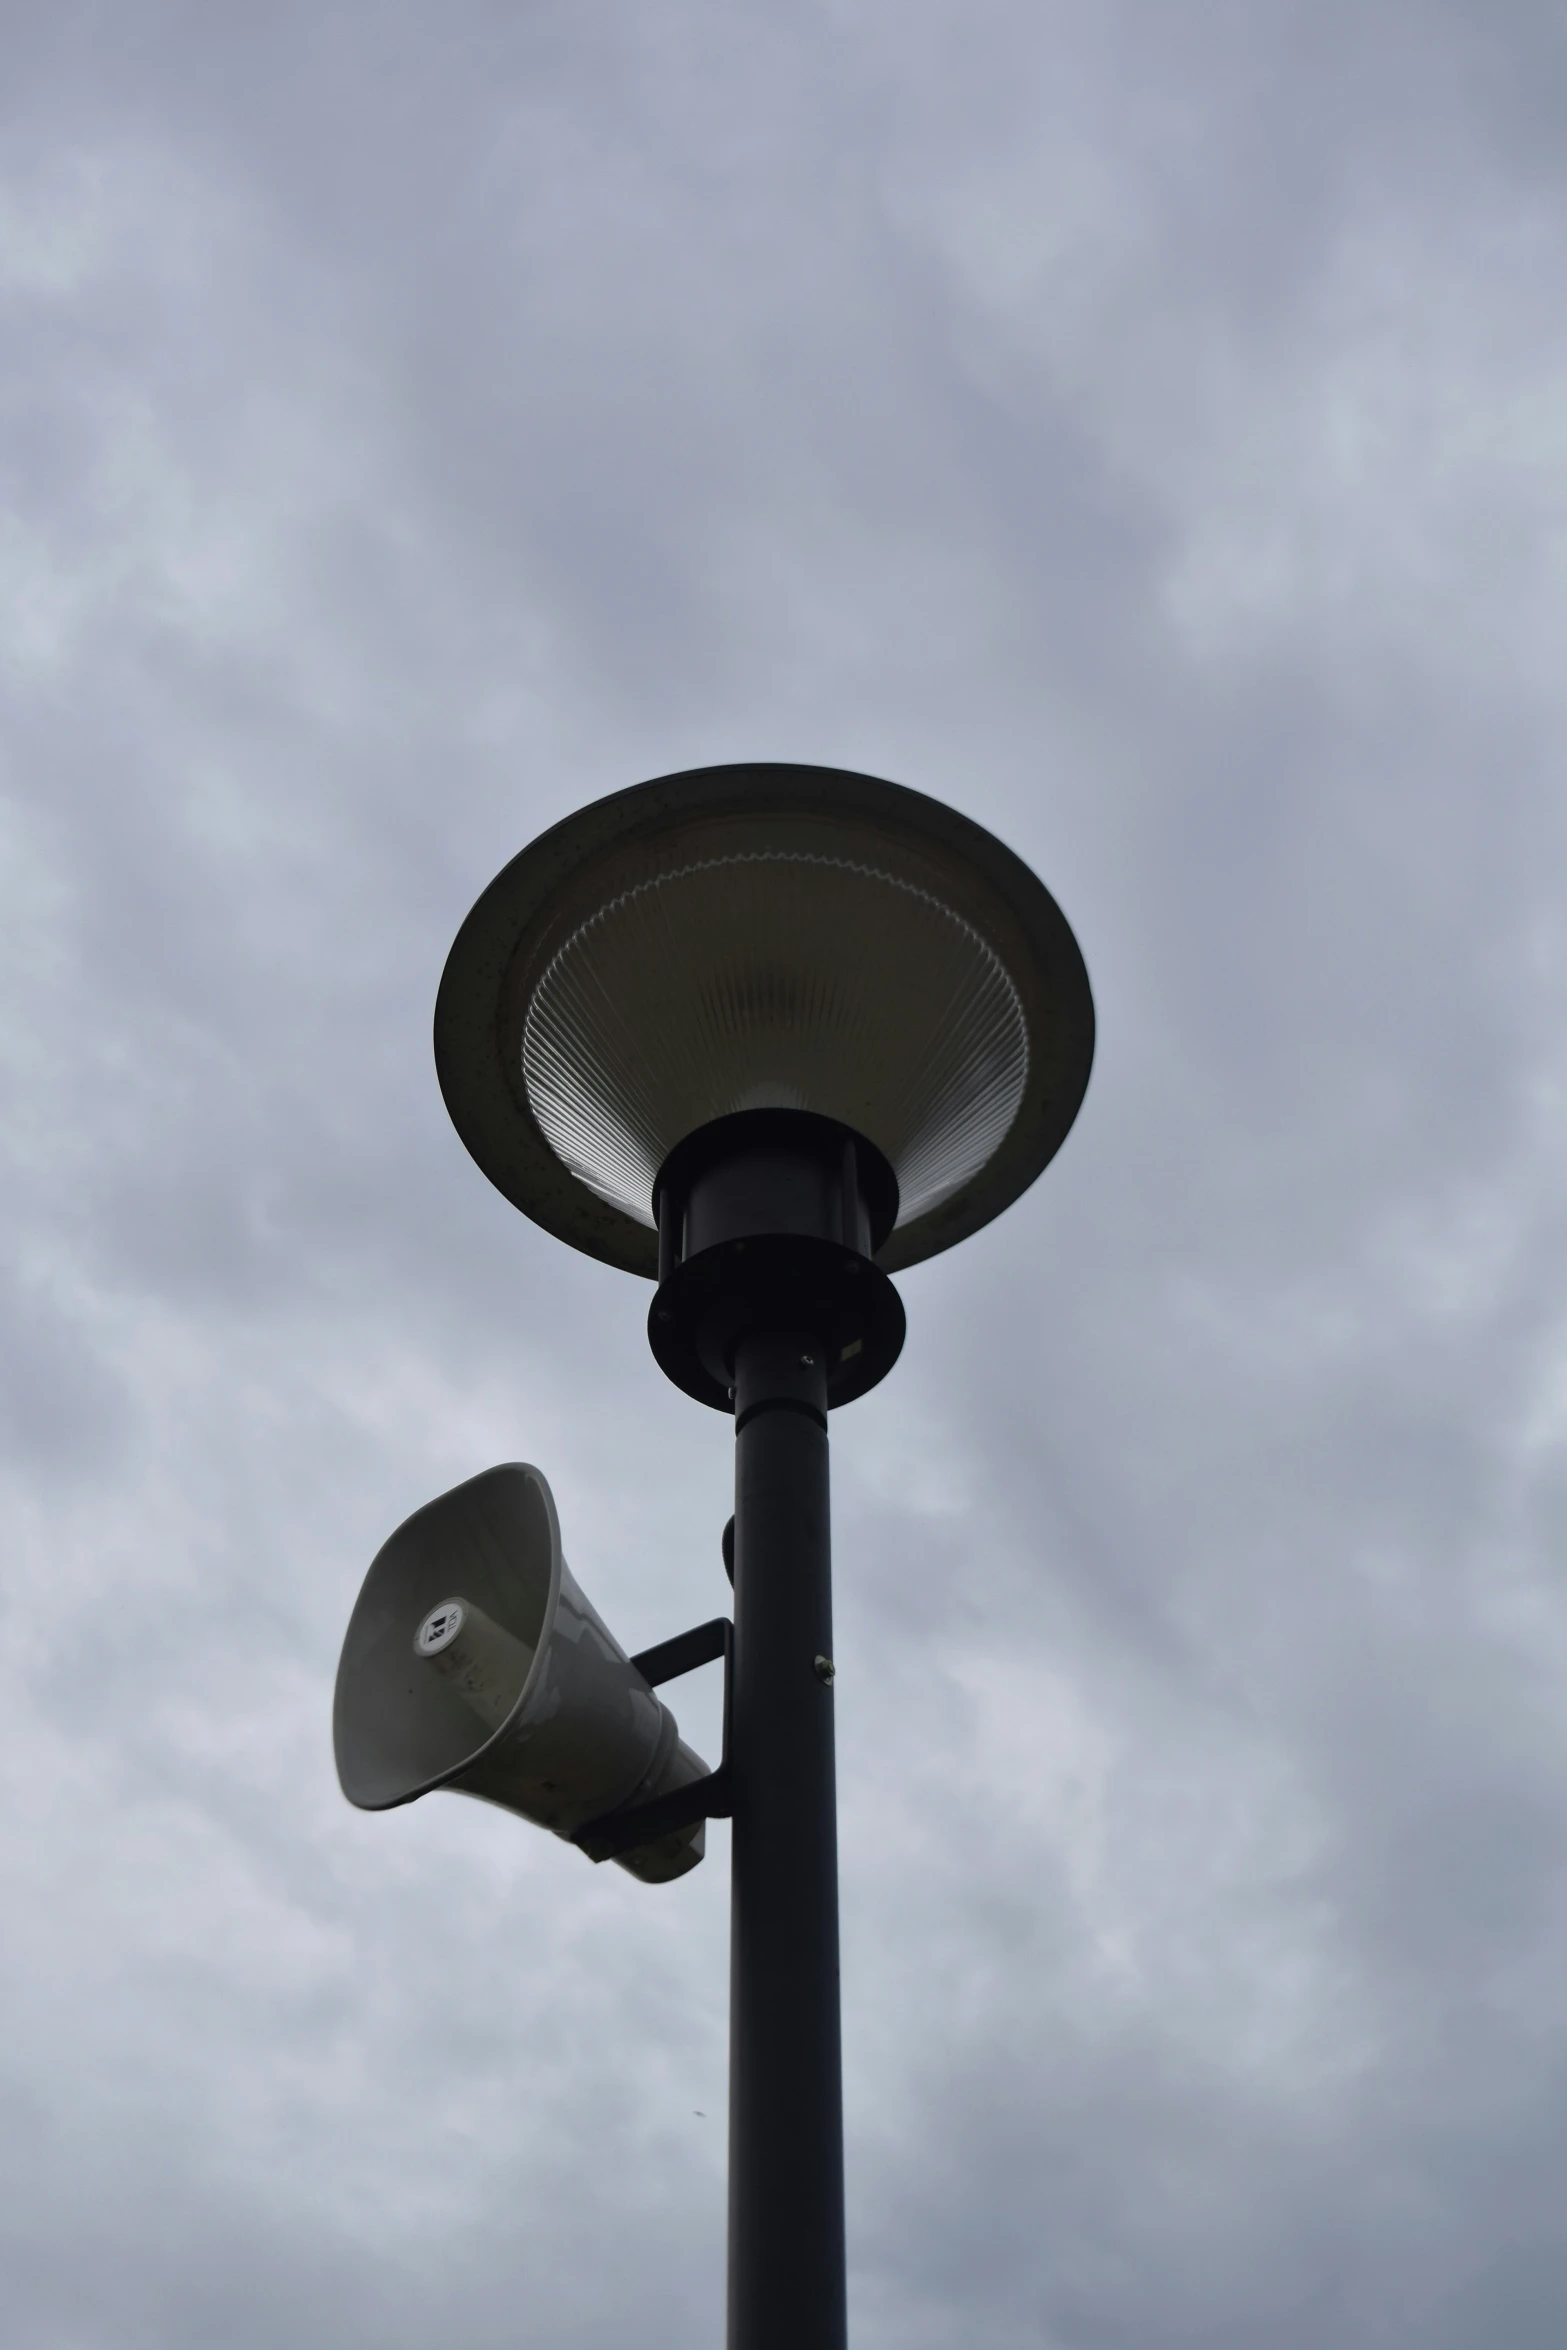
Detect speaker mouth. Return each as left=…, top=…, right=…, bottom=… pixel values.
left=334, top=1464, right=561, bottom=1813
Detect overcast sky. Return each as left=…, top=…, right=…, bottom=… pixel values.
left=4, top=4, right=1567, bottom=2345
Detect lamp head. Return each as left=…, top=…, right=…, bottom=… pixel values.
left=434, top=764, right=1094, bottom=1292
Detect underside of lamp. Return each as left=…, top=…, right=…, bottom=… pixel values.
left=434, top=764, right=1095, bottom=1288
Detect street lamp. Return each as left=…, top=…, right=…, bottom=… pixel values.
left=334, top=762, right=1094, bottom=2349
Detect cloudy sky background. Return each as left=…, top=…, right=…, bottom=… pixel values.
left=4, top=4, right=1567, bottom=2344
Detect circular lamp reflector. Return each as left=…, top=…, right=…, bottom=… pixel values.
left=435, top=765, right=1094, bottom=1275
left=525, top=853, right=1026, bottom=1229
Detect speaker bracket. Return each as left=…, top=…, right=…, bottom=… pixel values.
left=572, top=1616, right=733, bottom=1863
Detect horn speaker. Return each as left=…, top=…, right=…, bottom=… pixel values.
left=334, top=1463, right=707, bottom=1884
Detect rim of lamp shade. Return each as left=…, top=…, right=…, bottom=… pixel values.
left=433, top=763, right=1094, bottom=1277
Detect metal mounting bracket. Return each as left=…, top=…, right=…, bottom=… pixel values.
left=572, top=1615, right=733, bottom=1863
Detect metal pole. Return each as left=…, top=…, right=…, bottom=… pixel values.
left=728, top=1329, right=846, bottom=2350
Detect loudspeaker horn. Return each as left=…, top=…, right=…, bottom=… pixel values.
left=334, top=1463, right=708, bottom=1883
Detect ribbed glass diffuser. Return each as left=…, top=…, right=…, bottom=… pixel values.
left=434, top=765, right=1094, bottom=1276
left=521, top=849, right=1029, bottom=1232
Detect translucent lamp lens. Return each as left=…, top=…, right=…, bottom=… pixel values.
left=521, top=852, right=1028, bottom=1230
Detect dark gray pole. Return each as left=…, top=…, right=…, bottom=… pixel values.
left=728, top=1329, right=846, bottom=2350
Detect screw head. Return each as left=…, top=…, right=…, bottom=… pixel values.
left=800, top=1351, right=816, bottom=1367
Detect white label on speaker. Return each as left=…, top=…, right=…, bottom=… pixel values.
left=416, top=1601, right=467, bottom=1656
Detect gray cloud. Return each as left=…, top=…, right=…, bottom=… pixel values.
left=3, top=2, right=1566, bottom=2344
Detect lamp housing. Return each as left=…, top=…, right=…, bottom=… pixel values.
left=434, top=765, right=1095, bottom=1324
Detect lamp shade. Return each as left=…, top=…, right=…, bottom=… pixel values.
left=435, top=765, right=1093, bottom=1275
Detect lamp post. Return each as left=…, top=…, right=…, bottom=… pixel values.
left=341, top=763, right=1093, bottom=2348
